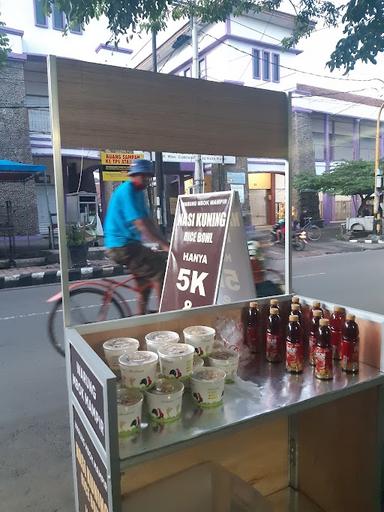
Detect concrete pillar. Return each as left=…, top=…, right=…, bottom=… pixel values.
left=290, top=109, right=320, bottom=220
left=323, top=113, right=334, bottom=224
left=0, top=59, right=39, bottom=234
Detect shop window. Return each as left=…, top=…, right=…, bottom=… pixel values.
left=253, top=49, right=280, bottom=83
left=70, top=22, right=82, bottom=34
left=34, top=0, right=47, bottom=27
left=53, top=6, right=65, bottom=30
left=272, top=53, right=280, bottom=82
left=262, top=51, right=270, bottom=81
left=252, top=49, right=260, bottom=79
left=198, top=58, right=206, bottom=79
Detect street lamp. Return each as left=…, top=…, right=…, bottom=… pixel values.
left=373, top=102, right=384, bottom=237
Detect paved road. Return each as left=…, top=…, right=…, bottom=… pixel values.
left=291, top=249, right=384, bottom=314
left=0, top=248, right=382, bottom=510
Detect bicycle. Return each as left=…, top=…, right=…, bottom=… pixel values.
left=301, top=216, right=321, bottom=241
left=47, top=272, right=154, bottom=357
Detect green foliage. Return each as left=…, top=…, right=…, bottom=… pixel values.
left=66, top=223, right=96, bottom=246
left=0, top=17, right=11, bottom=68
left=41, top=0, right=384, bottom=71
left=328, top=1, right=384, bottom=72
left=294, top=160, right=374, bottom=198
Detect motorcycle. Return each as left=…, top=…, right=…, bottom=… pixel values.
left=271, top=222, right=308, bottom=251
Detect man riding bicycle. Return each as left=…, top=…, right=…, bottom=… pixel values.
left=104, top=159, right=169, bottom=314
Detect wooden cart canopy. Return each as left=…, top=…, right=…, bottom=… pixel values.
left=52, top=57, right=288, bottom=159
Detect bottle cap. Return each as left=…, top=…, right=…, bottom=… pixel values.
left=270, top=307, right=279, bottom=315
left=319, top=318, right=329, bottom=326
left=334, top=306, right=345, bottom=313
left=292, top=295, right=300, bottom=304
left=346, top=313, right=356, bottom=321
left=313, top=310, right=322, bottom=317
left=289, top=315, right=299, bottom=322
left=291, top=304, right=300, bottom=311
left=312, top=301, right=321, bottom=308
left=270, top=299, right=279, bottom=306
left=249, top=301, right=258, bottom=309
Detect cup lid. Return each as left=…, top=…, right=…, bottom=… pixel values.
left=209, top=349, right=239, bottom=362
left=103, top=337, right=140, bottom=351
left=146, top=377, right=184, bottom=395
left=145, top=331, right=180, bottom=344
left=192, top=367, right=226, bottom=382
left=119, top=351, right=158, bottom=367
left=183, top=325, right=215, bottom=336
left=117, top=388, right=143, bottom=406
left=158, top=343, right=195, bottom=358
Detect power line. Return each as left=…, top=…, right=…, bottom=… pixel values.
left=200, top=29, right=384, bottom=86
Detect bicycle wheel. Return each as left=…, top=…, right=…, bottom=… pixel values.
left=307, top=224, right=321, bottom=241
left=48, top=287, right=127, bottom=357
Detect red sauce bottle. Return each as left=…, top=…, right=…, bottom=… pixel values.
left=341, top=314, right=359, bottom=373
left=309, top=309, right=323, bottom=366
left=291, top=295, right=301, bottom=307
left=315, top=318, right=333, bottom=380
left=330, top=306, right=345, bottom=360
left=270, top=298, right=280, bottom=312
left=310, top=301, right=323, bottom=321
left=245, top=301, right=259, bottom=353
left=286, top=315, right=304, bottom=373
left=291, top=303, right=303, bottom=328
left=266, top=307, right=282, bottom=363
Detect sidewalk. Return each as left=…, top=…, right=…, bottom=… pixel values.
left=1, top=224, right=383, bottom=289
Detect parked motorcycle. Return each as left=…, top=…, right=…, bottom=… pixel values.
left=271, top=222, right=308, bottom=251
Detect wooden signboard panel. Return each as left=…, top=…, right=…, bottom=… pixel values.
left=54, top=57, right=288, bottom=158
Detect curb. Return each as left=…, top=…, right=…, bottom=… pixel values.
left=0, top=264, right=125, bottom=290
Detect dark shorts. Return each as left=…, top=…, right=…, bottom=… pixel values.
left=107, top=242, right=167, bottom=285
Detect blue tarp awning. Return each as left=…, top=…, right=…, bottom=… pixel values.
left=0, top=160, right=46, bottom=172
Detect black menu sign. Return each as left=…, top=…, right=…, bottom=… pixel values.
left=160, top=192, right=232, bottom=312
left=73, top=407, right=109, bottom=512
left=70, top=344, right=105, bottom=448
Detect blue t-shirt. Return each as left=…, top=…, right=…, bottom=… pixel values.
left=104, top=181, right=149, bottom=248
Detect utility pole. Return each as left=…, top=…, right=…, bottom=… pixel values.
left=373, top=102, right=384, bottom=237
left=191, top=16, right=204, bottom=193
left=152, top=29, right=167, bottom=231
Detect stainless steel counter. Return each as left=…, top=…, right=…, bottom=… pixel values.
left=119, top=358, right=384, bottom=468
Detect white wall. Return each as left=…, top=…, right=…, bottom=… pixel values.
left=0, top=0, right=134, bottom=67
left=152, top=13, right=298, bottom=93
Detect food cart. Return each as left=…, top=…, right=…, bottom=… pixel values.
left=48, top=56, right=384, bottom=511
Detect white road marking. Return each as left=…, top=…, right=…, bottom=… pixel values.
left=0, top=298, right=138, bottom=321
left=294, top=272, right=326, bottom=279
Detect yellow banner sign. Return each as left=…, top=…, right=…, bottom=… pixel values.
left=248, top=173, right=271, bottom=190
left=100, top=152, right=144, bottom=166
left=102, top=171, right=130, bottom=182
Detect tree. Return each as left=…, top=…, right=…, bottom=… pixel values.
left=42, top=0, right=384, bottom=72
left=0, top=17, right=11, bottom=67
left=293, top=160, right=375, bottom=217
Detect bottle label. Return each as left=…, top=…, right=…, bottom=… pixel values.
left=309, top=334, right=317, bottom=366
left=246, top=326, right=259, bottom=353
left=266, top=333, right=282, bottom=362
left=315, top=346, right=333, bottom=379
left=341, top=340, right=359, bottom=372
left=330, top=329, right=342, bottom=360
left=286, top=341, right=303, bottom=373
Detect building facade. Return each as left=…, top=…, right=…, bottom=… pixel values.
left=0, top=0, right=134, bottom=234
left=1, top=3, right=382, bottom=232
left=135, top=14, right=383, bottom=225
